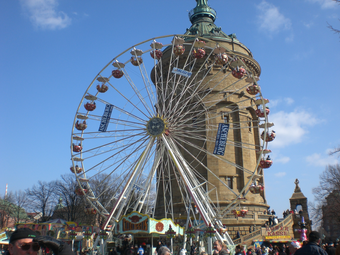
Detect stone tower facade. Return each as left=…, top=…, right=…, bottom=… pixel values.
left=289, top=179, right=312, bottom=240
left=154, top=0, right=270, bottom=239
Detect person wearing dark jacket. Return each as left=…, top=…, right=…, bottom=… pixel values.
left=326, top=243, right=336, bottom=255
left=294, top=231, right=328, bottom=255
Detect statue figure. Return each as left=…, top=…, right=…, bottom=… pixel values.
left=196, top=0, right=208, bottom=7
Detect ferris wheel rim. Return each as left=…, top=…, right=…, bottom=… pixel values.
left=70, top=34, right=272, bottom=243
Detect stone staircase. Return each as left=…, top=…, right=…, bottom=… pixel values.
left=232, top=213, right=293, bottom=246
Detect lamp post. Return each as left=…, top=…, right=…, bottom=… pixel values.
left=166, top=225, right=176, bottom=254
left=186, top=225, right=195, bottom=247
left=83, top=231, right=92, bottom=249
left=69, top=230, right=77, bottom=251
left=99, top=230, right=108, bottom=255
left=205, top=224, right=215, bottom=255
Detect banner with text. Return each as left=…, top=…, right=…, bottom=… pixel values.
left=99, top=104, right=114, bottom=132
left=213, top=123, right=229, bottom=156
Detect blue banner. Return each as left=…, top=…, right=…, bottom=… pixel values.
left=213, top=123, right=229, bottom=156
left=99, top=104, right=114, bottom=132
left=172, top=67, right=192, bottom=78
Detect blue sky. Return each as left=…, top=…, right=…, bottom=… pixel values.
left=1, top=0, right=340, bottom=223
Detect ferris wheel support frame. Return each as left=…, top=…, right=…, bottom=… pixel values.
left=102, top=137, right=155, bottom=230
left=162, top=135, right=233, bottom=245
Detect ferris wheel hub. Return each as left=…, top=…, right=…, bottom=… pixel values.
left=146, top=117, right=167, bottom=137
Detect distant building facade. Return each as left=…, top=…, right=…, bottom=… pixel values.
left=322, top=190, right=340, bottom=242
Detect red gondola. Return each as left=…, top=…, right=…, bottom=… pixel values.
left=173, top=45, right=185, bottom=56
left=256, top=107, right=270, bottom=117
left=215, top=53, right=228, bottom=65
left=192, top=48, right=205, bottom=59
left=232, top=66, right=247, bottom=79
left=70, top=165, right=82, bottom=174
left=73, top=143, right=82, bottom=152
left=249, top=184, right=264, bottom=194
left=75, top=120, right=87, bottom=131
left=150, top=49, right=163, bottom=60
left=261, top=130, right=276, bottom=142
left=112, top=69, right=124, bottom=78
left=97, top=84, right=108, bottom=93
left=84, top=102, right=96, bottom=111
left=246, top=84, right=260, bottom=95
left=131, top=56, right=143, bottom=66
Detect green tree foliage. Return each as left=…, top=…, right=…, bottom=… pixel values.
left=0, top=192, right=28, bottom=228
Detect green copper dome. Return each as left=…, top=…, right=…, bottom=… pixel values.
left=54, top=197, right=65, bottom=211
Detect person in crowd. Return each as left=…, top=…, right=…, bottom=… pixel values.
left=126, top=245, right=134, bottom=255
left=8, top=228, right=40, bottom=255
left=335, top=244, right=340, bottom=255
left=234, top=245, right=242, bottom=255
left=157, top=247, right=170, bottom=255
left=294, top=231, right=328, bottom=255
left=246, top=246, right=255, bottom=255
left=271, top=209, right=276, bottom=216
left=213, top=240, right=228, bottom=255
left=155, top=242, right=163, bottom=255
left=288, top=242, right=301, bottom=255
left=262, top=246, right=269, bottom=255
left=268, top=216, right=273, bottom=226
left=190, top=245, right=196, bottom=255
left=278, top=246, right=287, bottom=255
left=326, top=243, right=336, bottom=255
left=8, top=228, right=73, bottom=255
left=179, top=249, right=187, bottom=255
left=137, top=246, right=144, bottom=255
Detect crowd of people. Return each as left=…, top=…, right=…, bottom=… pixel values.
left=208, top=231, right=340, bottom=255
left=3, top=227, right=340, bottom=255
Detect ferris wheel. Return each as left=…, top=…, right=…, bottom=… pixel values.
left=70, top=35, right=274, bottom=245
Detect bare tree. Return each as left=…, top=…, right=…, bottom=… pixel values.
left=311, top=164, right=340, bottom=235
left=328, top=0, right=340, bottom=36
left=329, top=146, right=340, bottom=156
left=26, top=181, right=57, bottom=222
left=52, top=174, right=95, bottom=224
left=89, top=173, right=122, bottom=210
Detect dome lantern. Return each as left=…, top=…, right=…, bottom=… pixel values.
left=189, top=0, right=216, bottom=23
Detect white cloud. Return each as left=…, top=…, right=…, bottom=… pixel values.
left=274, top=172, right=287, bottom=177
left=306, top=0, right=338, bottom=9
left=256, top=1, right=291, bottom=33
left=284, top=98, right=294, bottom=105
left=269, top=109, right=319, bottom=148
left=20, top=0, right=71, bottom=30
left=269, top=98, right=294, bottom=108
left=306, top=153, right=338, bottom=166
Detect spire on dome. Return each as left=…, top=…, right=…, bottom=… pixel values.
left=189, top=0, right=216, bottom=23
